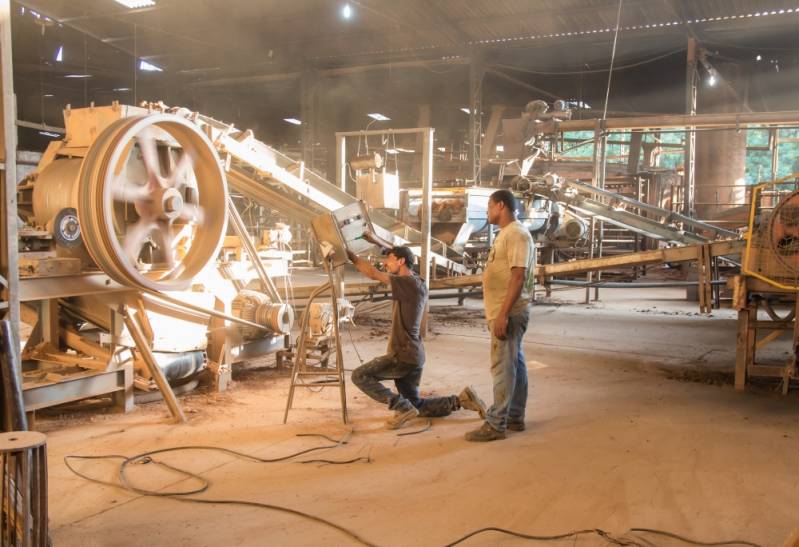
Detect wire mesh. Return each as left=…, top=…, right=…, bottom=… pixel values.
left=743, top=184, right=799, bottom=290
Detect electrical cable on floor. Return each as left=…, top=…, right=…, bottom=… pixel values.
left=445, top=526, right=763, bottom=547
left=64, top=430, right=377, bottom=546
left=396, top=419, right=432, bottom=437
left=629, top=527, right=762, bottom=547
left=444, top=526, right=644, bottom=546
left=300, top=455, right=371, bottom=466
left=63, top=441, right=763, bottom=547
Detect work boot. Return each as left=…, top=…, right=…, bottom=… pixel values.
left=507, top=420, right=526, bottom=432
left=385, top=406, right=419, bottom=430
left=464, top=422, right=506, bottom=442
left=458, top=386, right=487, bottom=419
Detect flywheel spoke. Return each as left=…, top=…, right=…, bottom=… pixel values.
left=177, top=202, right=205, bottom=224
left=155, top=221, right=177, bottom=269
left=136, top=129, right=167, bottom=188
left=123, top=219, right=157, bottom=263
left=167, top=151, right=194, bottom=188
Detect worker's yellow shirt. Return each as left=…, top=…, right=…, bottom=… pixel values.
left=482, top=220, right=535, bottom=321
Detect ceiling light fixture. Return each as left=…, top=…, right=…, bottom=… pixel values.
left=39, top=131, right=61, bottom=138
left=114, top=0, right=156, bottom=8
left=341, top=3, right=353, bottom=19
left=367, top=113, right=390, bottom=121
left=284, top=118, right=302, bottom=125
left=460, top=107, right=471, bottom=114
left=55, top=46, right=63, bottom=62
left=139, top=60, right=163, bottom=72
left=65, top=74, right=91, bottom=78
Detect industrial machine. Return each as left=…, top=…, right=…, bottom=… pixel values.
left=734, top=186, right=799, bottom=392
left=15, top=103, right=295, bottom=418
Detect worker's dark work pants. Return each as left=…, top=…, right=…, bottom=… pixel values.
left=351, top=354, right=459, bottom=416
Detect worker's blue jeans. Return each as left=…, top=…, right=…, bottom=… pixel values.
left=351, top=355, right=458, bottom=417
left=485, top=308, right=530, bottom=432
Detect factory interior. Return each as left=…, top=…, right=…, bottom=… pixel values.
left=2, top=0, right=799, bottom=545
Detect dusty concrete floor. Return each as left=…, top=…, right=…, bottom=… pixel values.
left=39, top=287, right=799, bottom=546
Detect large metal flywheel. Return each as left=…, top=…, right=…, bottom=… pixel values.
left=76, top=114, right=228, bottom=291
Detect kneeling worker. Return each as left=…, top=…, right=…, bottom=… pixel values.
left=347, top=236, right=486, bottom=429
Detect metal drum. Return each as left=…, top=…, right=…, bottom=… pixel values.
left=0, top=431, right=48, bottom=547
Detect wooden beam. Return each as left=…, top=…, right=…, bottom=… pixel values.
left=62, top=328, right=112, bottom=361
left=430, top=239, right=745, bottom=290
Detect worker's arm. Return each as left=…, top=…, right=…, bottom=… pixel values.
left=346, top=249, right=390, bottom=285
left=492, top=266, right=526, bottom=340
left=362, top=231, right=394, bottom=251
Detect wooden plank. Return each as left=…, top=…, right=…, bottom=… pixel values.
left=62, top=328, right=112, bottom=362
left=756, top=330, right=786, bottom=351
left=730, top=275, right=747, bottom=310
left=35, top=352, right=106, bottom=371
left=698, top=245, right=708, bottom=313
left=744, top=305, right=758, bottom=386
left=748, top=365, right=793, bottom=378
left=18, top=257, right=81, bottom=277
left=735, top=307, right=750, bottom=392
left=785, top=298, right=799, bottom=395
left=752, top=321, right=795, bottom=330
left=133, top=377, right=154, bottom=392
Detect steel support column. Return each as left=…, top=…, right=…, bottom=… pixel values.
left=683, top=37, right=698, bottom=217
left=0, top=0, right=18, bottom=363
left=300, top=70, right=317, bottom=170
left=469, top=51, right=484, bottom=185
left=420, top=127, right=434, bottom=335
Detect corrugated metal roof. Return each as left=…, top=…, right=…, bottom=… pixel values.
left=15, top=0, right=799, bottom=74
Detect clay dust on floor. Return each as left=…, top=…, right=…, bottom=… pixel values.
left=40, top=288, right=799, bottom=546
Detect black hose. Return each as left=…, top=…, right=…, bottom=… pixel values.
left=0, top=320, right=28, bottom=432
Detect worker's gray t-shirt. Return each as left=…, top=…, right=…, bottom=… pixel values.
left=387, top=274, right=427, bottom=366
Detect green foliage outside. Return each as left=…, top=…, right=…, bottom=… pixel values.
left=557, top=128, right=799, bottom=184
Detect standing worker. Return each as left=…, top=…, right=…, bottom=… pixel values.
left=347, top=234, right=486, bottom=429
left=465, top=189, right=535, bottom=442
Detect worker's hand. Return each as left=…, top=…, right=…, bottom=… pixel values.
left=346, top=249, right=358, bottom=263
left=362, top=232, right=378, bottom=244
left=492, top=313, right=509, bottom=340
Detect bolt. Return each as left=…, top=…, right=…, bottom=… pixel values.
left=164, top=194, right=183, bottom=213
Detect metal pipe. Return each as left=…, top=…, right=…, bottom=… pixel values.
left=226, top=197, right=282, bottom=303
left=540, top=111, right=799, bottom=132
left=366, top=290, right=484, bottom=303
left=140, top=291, right=272, bottom=332
left=548, top=279, right=728, bottom=288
